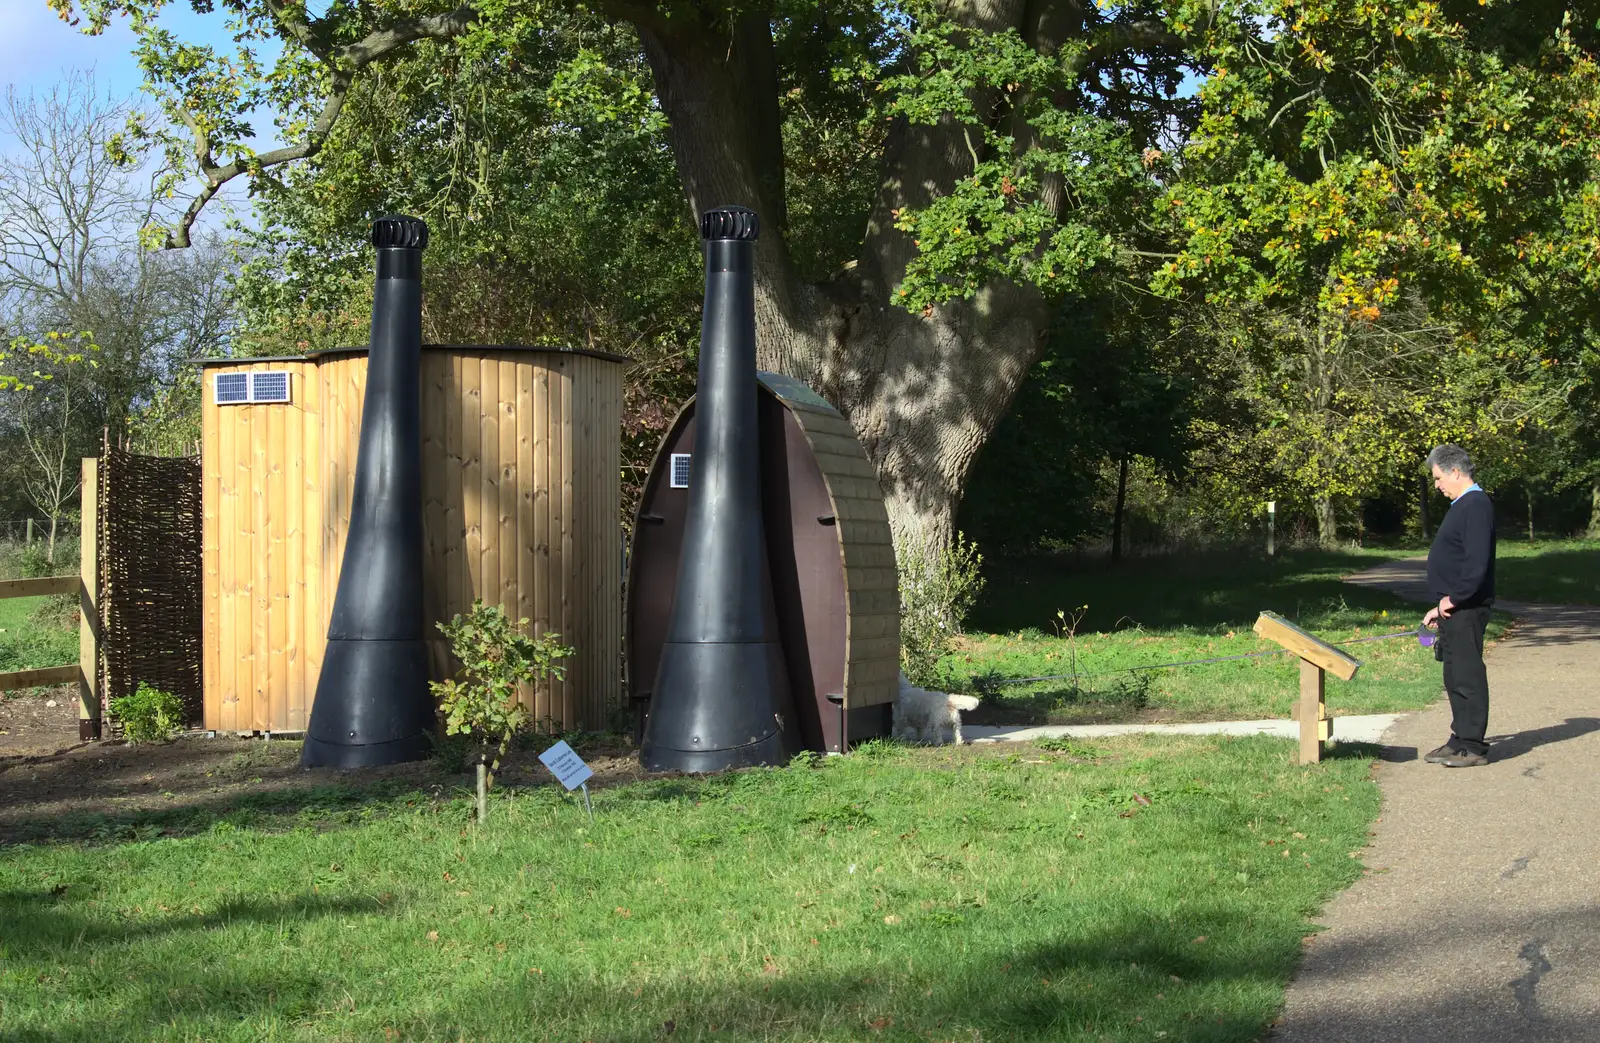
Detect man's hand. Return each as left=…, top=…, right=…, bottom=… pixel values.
left=1438, top=595, right=1455, bottom=619
left=1422, top=607, right=1440, bottom=628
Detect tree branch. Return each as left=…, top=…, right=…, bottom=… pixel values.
left=263, top=0, right=315, bottom=51
left=164, top=5, right=478, bottom=248
left=1066, top=20, right=1190, bottom=83
left=1267, top=89, right=1320, bottom=130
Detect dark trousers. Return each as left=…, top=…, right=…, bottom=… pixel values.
left=1439, top=604, right=1492, bottom=754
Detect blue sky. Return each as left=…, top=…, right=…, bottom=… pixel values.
left=1, top=2, right=234, bottom=113
left=2, top=1, right=285, bottom=140
left=2, top=2, right=281, bottom=230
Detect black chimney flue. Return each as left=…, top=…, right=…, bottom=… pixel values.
left=639, top=206, right=797, bottom=773
left=301, top=215, right=434, bottom=769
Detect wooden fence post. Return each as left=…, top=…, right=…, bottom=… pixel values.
left=78, top=457, right=100, bottom=741
left=1298, top=659, right=1328, bottom=764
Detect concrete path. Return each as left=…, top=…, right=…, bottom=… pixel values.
left=965, top=714, right=1404, bottom=745
left=1270, top=558, right=1600, bottom=1042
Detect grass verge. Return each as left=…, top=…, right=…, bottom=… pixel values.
left=948, top=548, right=1504, bottom=725
left=0, top=735, right=1380, bottom=1043
left=1489, top=539, right=1600, bottom=605
left=0, top=594, right=78, bottom=678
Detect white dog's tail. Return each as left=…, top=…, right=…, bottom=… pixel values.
left=946, top=694, right=980, bottom=712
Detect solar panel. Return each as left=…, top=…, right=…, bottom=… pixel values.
left=670, top=453, right=691, bottom=488
left=250, top=371, right=291, bottom=403
left=214, top=372, right=249, bottom=404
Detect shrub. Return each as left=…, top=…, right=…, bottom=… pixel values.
left=430, top=600, right=574, bottom=816
left=967, top=667, right=1006, bottom=703
left=110, top=683, right=186, bottom=743
left=32, top=592, right=79, bottom=632
left=11, top=535, right=80, bottom=579
left=897, top=531, right=985, bottom=687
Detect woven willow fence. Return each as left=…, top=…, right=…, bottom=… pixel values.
left=97, top=443, right=204, bottom=725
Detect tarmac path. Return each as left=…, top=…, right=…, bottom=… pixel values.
left=1270, top=558, right=1600, bottom=1042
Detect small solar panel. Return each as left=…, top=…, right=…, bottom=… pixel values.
left=214, top=372, right=249, bottom=404
left=670, top=453, right=691, bottom=489
left=250, top=371, right=291, bottom=403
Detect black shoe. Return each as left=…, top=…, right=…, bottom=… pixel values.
left=1441, top=749, right=1489, bottom=768
left=1424, top=743, right=1458, bottom=764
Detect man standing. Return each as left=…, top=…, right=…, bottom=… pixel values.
left=1421, top=444, right=1497, bottom=767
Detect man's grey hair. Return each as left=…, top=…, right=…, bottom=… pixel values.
left=1427, top=444, right=1474, bottom=477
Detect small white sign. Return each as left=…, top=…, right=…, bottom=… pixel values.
left=1266, top=500, right=1276, bottom=513
left=538, top=740, right=594, bottom=791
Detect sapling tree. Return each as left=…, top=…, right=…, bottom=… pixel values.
left=430, top=600, right=573, bottom=822
left=0, top=331, right=99, bottom=566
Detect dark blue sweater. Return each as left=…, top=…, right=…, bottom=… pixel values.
left=1427, top=488, right=1496, bottom=607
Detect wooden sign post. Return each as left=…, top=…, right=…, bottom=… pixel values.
left=1252, top=611, right=1361, bottom=764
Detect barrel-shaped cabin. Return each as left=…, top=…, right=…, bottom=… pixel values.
left=199, top=345, right=625, bottom=734
left=626, top=372, right=899, bottom=753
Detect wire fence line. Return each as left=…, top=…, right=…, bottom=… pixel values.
left=983, top=628, right=1421, bottom=688
left=0, top=519, right=82, bottom=543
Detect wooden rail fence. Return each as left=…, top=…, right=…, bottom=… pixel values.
left=0, top=576, right=91, bottom=697
left=0, top=457, right=102, bottom=740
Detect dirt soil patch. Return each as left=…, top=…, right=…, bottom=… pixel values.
left=0, top=688, right=82, bottom=758
left=0, top=708, right=651, bottom=845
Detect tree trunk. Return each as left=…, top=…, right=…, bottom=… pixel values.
left=1307, top=323, right=1339, bottom=551
left=1527, top=490, right=1534, bottom=543
left=47, top=513, right=58, bottom=568
left=1314, top=496, right=1338, bottom=548
left=635, top=3, right=1052, bottom=558
left=1589, top=481, right=1600, bottom=539
left=1419, top=473, right=1431, bottom=539
left=1111, top=453, right=1130, bottom=562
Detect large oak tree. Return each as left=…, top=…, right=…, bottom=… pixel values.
left=48, top=0, right=1196, bottom=554
left=45, top=0, right=1600, bottom=552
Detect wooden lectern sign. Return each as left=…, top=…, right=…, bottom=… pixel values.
left=1252, top=611, right=1362, bottom=764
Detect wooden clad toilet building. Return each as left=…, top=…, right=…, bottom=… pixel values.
left=199, top=345, right=625, bottom=735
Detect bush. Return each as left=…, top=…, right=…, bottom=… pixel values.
left=5, top=535, right=80, bottom=579
left=430, top=600, right=574, bottom=813
left=898, top=531, right=985, bottom=687
left=110, top=683, right=186, bottom=743
left=32, top=592, right=79, bottom=632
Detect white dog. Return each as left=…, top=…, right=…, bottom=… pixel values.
left=893, top=673, right=981, bottom=745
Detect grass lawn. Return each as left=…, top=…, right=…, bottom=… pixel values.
left=1488, top=539, right=1600, bottom=605
left=0, top=594, right=78, bottom=676
left=0, top=735, right=1382, bottom=1042
left=946, top=548, right=1503, bottom=726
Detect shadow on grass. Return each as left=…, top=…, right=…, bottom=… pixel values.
left=0, top=736, right=463, bottom=846
left=0, top=777, right=453, bottom=847
left=972, top=548, right=1408, bottom=635
left=0, top=888, right=384, bottom=957
left=6, top=904, right=1311, bottom=1043
left=964, top=681, right=1154, bottom=726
